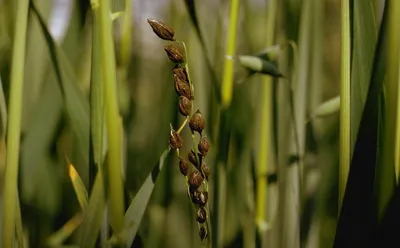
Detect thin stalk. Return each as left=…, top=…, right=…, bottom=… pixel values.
left=1, top=0, right=29, bottom=246
left=256, top=0, right=277, bottom=233
left=396, top=46, right=400, bottom=182
left=339, top=0, right=351, bottom=212
left=378, top=0, right=400, bottom=218
left=98, top=0, right=125, bottom=233
left=221, top=0, right=240, bottom=108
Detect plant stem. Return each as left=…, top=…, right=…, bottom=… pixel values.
left=98, top=0, right=125, bottom=233
left=256, top=0, right=277, bottom=234
left=221, top=0, right=240, bottom=108
left=1, top=0, right=29, bottom=246
left=339, top=0, right=351, bottom=212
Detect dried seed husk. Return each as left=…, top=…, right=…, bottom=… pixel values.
left=178, top=96, right=191, bottom=116
left=147, top=18, right=175, bottom=41
left=179, top=157, right=188, bottom=176
left=196, top=207, right=207, bottom=224
left=201, top=162, right=210, bottom=181
left=189, top=170, right=203, bottom=190
left=174, top=74, right=191, bottom=99
left=169, top=124, right=183, bottom=150
left=199, top=226, right=208, bottom=241
left=198, top=136, right=210, bottom=157
left=172, top=65, right=188, bottom=83
left=165, top=45, right=184, bottom=63
left=189, top=109, right=206, bottom=134
left=192, top=190, right=208, bottom=206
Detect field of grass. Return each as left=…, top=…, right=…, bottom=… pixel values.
left=1, top=0, right=400, bottom=247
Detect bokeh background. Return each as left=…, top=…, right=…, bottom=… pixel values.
left=0, top=0, right=383, bottom=247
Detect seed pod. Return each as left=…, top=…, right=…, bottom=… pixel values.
left=192, top=190, right=208, bottom=206
left=199, top=226, right=208, bottom=241
left=201, top=162, right=210, bottom=181
left=178, top=96, right=191, bottom=116
left=189, top=109, right=206, bottom=134
left=165, top=45, right=184, bottom=63
left=179, top=157, right=188, bottom=176
left=188, top=149, right=198, bottom=167
left=172, top=66, right=188, bottom=83
left=198, top=136, right=210, bottom=157
left=196, top=207, right=207, bottom=224
left=174, top=74, right=191, bottom=99
left=169, top=124, right=183, bottom=150
left=147, top=18, right=175, bottom=41
left=189, top=170, right=203, bottom=190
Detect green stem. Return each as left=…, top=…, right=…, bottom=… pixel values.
left=256, top=0, right=277, bottom=233
left=98, top=0, right=124, bottom=233
left=339, top=0, right=351, bottom=212
left=221, top=0, right=240, bottom=108
left=1, top=0, right=29, bottom=246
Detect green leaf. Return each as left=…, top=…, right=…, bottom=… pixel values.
left=46, top=213, right=83, bottom=247
left=313, top=95, right=340, bottom=118
left=108, top=148, right=171, bottom=246
left=68, top=161, right=89, bottom=211
left=237, top=55, right=284, bottom=78
left=79, top=170, right=106, bottom=248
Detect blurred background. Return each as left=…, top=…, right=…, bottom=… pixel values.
left=0, top=0, right=367, bottom=247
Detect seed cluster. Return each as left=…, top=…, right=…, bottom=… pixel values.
left=148, top=18, right=211, bottom=242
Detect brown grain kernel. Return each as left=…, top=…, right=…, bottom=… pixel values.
left=178, top=96, right=191, bottom=116
left=201, top=162, right=210, bottom=181
left=196, top=207, right=207, bottom=224
left=169, top=124, right=183, bottom=150
left=189, top=109, right=206, bottom=134
left=174, top=74, right=191, bottom=98
left=164, top=45, right=184, bottom=63
left=179, top=157, right=188, bottom=176
left=147, top=19, right=175, bottom=41
left=188, top=170, right=203, bottom=190
left=198, top=136, right=210, bottom=157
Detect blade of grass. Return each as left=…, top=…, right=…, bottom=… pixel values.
left=98, top=0, right=125, bottom=233
left=1, top=0, right=29, bottom=246
left=108, top=148, right=170, bottom=246
left=79, top=169, right=106, bottom=248
left=46, top=213, right=83, bottom=247
left=68, top=160, right=89, bottom=211
left=0, top=76, right=7, bottom=137
left=339, top=0, right=351, bottom=210
left=334, top=3, right=389, bottom=247
left=221, top=0, right=240, bottom=108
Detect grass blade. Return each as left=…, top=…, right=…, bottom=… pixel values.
left=334, top=3, right=389, bottom=247
left=1, top=0, right=29, bottom=246
left=0, top=76, right=7, bottom=137
left=79, top=170, right=106, bottom=248
left=98, top=0, right=125, bottom=233
left=108, top=148, right=170, bottom=246
left=46, top=213, right=83, bottom=247
left=339, top=0, right=351, bottom=210
left=68, top=160, right=89, bottom=211
left=313, top=95, right=340, bottom=118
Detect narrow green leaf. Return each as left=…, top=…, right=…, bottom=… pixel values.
left=68, top=161, right=89, bottom=211
left=108, top=149, right=170, bottom=246
left=1, top=0, right=29, bottom=246
left=237, top=55, right=283, bottom=78
left=314, top=95, right=340, bottom=118
left=46, top=213, right=83, bottom=247
left=79, top=170, right=106, bottom=248
left=111, top=11, right=124, bottom=21
left=0, top=76, right=7, bottom=137
left=255, top=44, right=283, bottom=62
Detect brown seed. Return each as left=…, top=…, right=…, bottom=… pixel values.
left=147, top=18, right=175, bottom=41
left=164, top=45, right=184, bottom=63
left=197, top=207, right=207, bottom=224
left=172, top=66, right=188, bottom=83
left=188, top=170, right=203, bottom=190
left=174, top=74, right=191, bottom=99
left=201, top=162, right=210, bottom=181
left=169, top=124, right=183, bottom=150
left=178, top=96, right=191, bottom=116
left=192, top=190, right=208, bottom=206
left=189, top=109, right=206, bottom=134
left=188, top=149, right=198, bottom=167
left=199, top=226, right=208, bottom=241
left=198, top=136, right=210, bottom=157
left=179, top=157, right=188, bottom=176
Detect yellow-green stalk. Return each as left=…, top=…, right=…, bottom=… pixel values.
left=221, top=0, right=240, bottom=108
left=256, top=0, right=277, bottom=231
left=339, top=0, right=351, bottom=211
left=1, top=0, right=29, bottom=246
left=98, top=0, right=125, bottom=232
